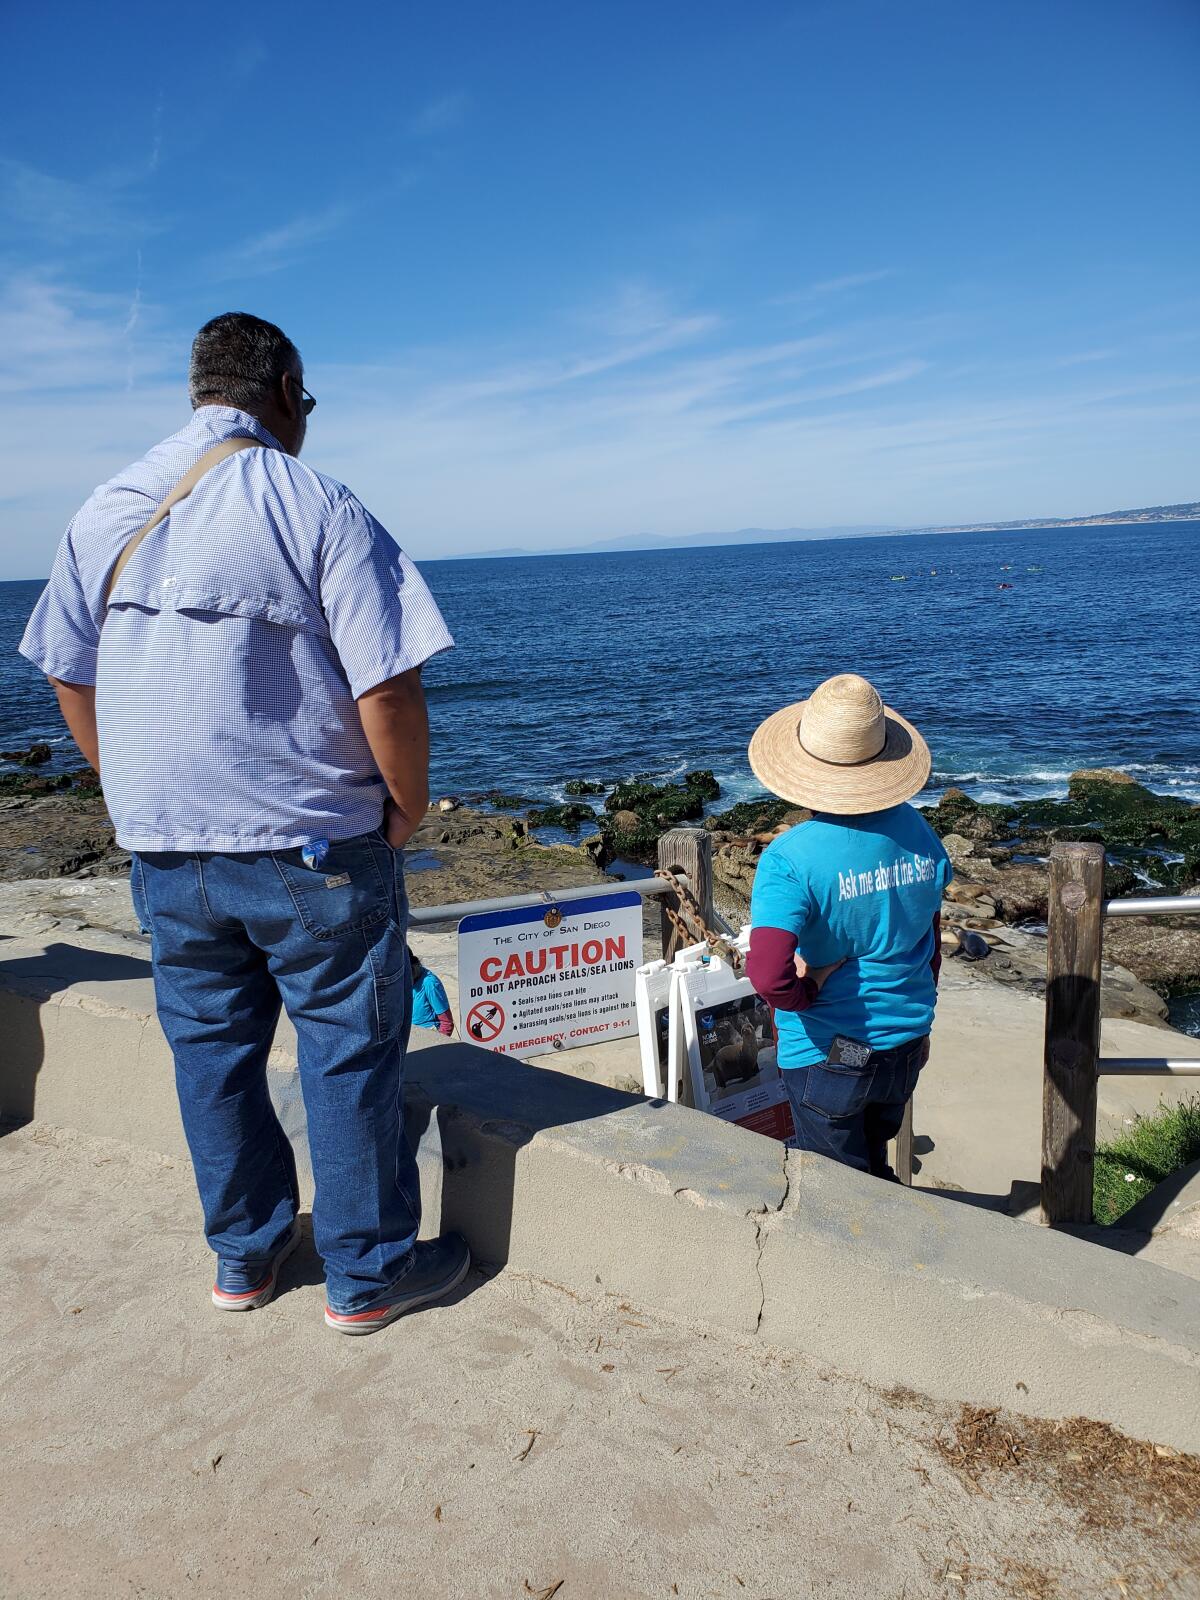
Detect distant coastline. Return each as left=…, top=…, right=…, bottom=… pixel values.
left=915, top=501, right=1200, bottom=535
left=448, top=501, right=1200, bottom=560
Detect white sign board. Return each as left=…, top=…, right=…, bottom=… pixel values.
left=457, top=891, right=643, bottom=1059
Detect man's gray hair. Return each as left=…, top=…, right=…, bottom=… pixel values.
left=189, top=312, right=302, bottom=412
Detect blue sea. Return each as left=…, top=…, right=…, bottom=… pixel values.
left=2, top=519, right=1198, bottom=811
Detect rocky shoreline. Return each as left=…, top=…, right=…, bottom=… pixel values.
left=2, top=752, right=1199, bottom=1032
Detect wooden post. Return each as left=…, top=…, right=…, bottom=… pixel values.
left=656, top=828, right=713, bottom=1110
left=1041, top=841, right=1105, bottom=1226
left=656, top=828, right=714, bottom=963
left=895, top=1096, right=914, bottom=1186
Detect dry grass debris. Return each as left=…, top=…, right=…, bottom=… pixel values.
left=935, top=1404, right=1200, bottom=1536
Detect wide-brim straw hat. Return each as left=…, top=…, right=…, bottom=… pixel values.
left=748, top=673, right=930, bottom=815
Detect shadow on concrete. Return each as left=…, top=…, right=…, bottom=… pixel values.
left=402, top=1040, right=646, bottom=1274
left=915, top=1184, right=1010, bottom=1214
left=0, top=938, right=153, bottom=1138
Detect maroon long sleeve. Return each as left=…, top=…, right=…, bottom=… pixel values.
left=746, top=925, right=819, bottom=1012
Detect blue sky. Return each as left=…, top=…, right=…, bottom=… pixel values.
left=2, top=0, right=1198, bottom=575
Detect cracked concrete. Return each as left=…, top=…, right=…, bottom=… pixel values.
left=748, top=1142, right=793, bottom=1332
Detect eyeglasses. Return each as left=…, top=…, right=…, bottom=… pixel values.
left=300, top=383, right=316, bottom=416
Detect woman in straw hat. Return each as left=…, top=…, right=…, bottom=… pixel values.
left=745, top=674, right=951, bottom=1180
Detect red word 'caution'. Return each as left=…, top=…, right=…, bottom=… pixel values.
left=479, top=936, right=626, bottom=984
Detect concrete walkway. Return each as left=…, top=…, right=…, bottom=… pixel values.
left=2, top=1121, right=1195, bottom=1600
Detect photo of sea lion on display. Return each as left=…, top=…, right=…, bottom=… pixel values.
left=694, top=995, right=777, bottom=1103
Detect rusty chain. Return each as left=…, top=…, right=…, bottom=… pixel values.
left=653, top=868, right=743, bottom=971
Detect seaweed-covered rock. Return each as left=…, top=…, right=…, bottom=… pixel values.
left=922, top=776, right=1200, bottom=890
left=563, top=779, right=605, bottom=796
left=706, top=796, right=802, bottom=835
left=485, top=791, right=532, bottom=811
left=606, top=769, right=718, bottom=817
left=526, top=801, right=598, bottom=831
left=600, top=770, right=722, bottom=860
left=921, top=789, right=1005, bottom=842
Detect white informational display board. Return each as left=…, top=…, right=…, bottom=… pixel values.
left=634, top=958, right=673, bottom=1098
left=457, top=891, right=643, bottom=1059
left=675, top=948, right=795, bottom=1143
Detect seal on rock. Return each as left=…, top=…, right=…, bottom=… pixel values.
left=948, top=927, right=991, bottom=961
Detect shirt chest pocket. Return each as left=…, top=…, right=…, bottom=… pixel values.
left=274, top=837, right=393, bottom=938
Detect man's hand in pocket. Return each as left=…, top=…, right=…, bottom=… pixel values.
left=383, top=799, right=420, bottom=851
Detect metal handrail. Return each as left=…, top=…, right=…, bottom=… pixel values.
left=1099, top=892, right=1200, bottom=1075
left=1097, top=1060, right=1200, bottom=1075
left=1103, top=894, right=1200, bottom=918
left=408, top=872, right=680, bottom=928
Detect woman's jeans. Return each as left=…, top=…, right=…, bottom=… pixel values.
left=131, top=831, right=417, bottom=1313
left=781, top=1036, right=930, bottom=1179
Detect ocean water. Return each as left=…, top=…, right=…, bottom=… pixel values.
left=2, top=519, right=1198, bottom=811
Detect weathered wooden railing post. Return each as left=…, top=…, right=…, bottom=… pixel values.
left=895, top=1097, right=914, bottom=1186
left=1041, top=841, right=1105, bottom=1226
left=656, top=827, right=714, bottom=963
left=656, top=829, right=713, bottom=1110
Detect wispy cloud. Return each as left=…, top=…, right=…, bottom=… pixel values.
left=772, top=268, right=896, bottom=306
left=1052, top=347, right=1119, bottom=368
left=0, top=276, right=175, bottom=398
left=0, top=158, right=141, bottom=246
left=205, top=204, right=351, bottom=280
left=409, top=92, right=470, bottom=137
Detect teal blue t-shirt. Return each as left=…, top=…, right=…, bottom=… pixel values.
left=412, top=968, right=450, bottom=1029
left=749, top=804, right=951, bottom=1068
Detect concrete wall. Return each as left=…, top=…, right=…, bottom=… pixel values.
left=2, top=928, right=1198, bottom=1451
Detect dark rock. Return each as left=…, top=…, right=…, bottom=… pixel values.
left=0, top=793, right=123, bottom=882
left=579, top=833, right=613, bottom=869
left=563, top=779, right=605, bottom=796
left=0, top=743, right=52, bottom=767
left=485, top=791, right=531, bottom=810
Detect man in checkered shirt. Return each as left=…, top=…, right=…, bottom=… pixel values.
left=20, top=312, right=470, bottom=1334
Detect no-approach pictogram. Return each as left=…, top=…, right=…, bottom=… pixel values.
left=466, top=1001, right=506, bottom=1042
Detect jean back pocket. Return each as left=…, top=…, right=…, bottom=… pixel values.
left=800, top=1061, right=875, bottom=1120
left=274, top=835, right=392, bottom=939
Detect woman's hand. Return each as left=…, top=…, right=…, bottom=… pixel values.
left=794, top=953, right=845, bottom=990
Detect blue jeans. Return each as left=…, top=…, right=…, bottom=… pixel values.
left=781, top=1036, right=930, bottom=1179
left=131, top=831, right=418, bottom=1313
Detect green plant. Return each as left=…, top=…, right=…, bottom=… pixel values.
left=1092, top=1096, right=1200, bottom=1225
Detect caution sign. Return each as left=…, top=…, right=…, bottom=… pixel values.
left=457, top=892, right=643, bottom=1059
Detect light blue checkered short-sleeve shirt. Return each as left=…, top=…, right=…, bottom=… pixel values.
left=19, top=406, right=454, bottom=851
